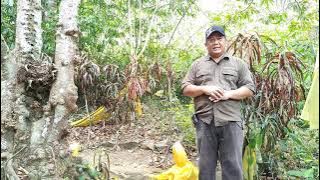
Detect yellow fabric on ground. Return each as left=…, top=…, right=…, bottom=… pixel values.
left=70, top=106, right=110, bottom=127
left=151, top=142, right=199, bottom=180
left=301, top=53, right=319, bottom=129
left=152, top=162, right=198, bottom=180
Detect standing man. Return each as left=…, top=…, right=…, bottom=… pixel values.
left=182, top=25, right=255, bottom=180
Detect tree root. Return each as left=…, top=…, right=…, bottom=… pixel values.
left=1, top=152, right=20, bottom=180
left=1, top=146, right=27, bottom=180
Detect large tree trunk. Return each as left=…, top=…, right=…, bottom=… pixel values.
left=1, top=0, right=43, bottom=179
left=1, top=0, right=43, bottom=134
left=1, top=35, right=9, bottom=79
left=1, top=0, right=42, bottom=148
left=1, top=0, right=81, bottom=178
left=47, top=0, right=81, bottom=143
left=15, top=0, right=42, bottom=60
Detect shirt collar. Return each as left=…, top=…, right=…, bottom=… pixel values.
left=205, top=53, right=231, bottom=62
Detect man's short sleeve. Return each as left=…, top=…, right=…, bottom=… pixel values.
left=237, top=61, right=256, bottom=94
left=181, top=61, right=198, bottom=91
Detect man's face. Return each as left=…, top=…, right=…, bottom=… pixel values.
left=205, top=32, right=226, bottom=58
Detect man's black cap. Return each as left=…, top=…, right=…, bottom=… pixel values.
left=205, top=25, right=225, bottom=39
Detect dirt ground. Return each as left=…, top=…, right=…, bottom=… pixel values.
left=66, top=115, right=183, bottom=179
left=66, top=106, right=222, bottom=179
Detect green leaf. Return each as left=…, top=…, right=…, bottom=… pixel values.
left=287, top=168, right=314, bottom=178
left=289, top=133, right=303, bottom=146
left=287, top=170, right=304, bottom=177
left=255, top=148, right=262, bottom=163
left=248, top=137, right=256, bottom=149
left=4, top=0, right=14, bottom=6
left=154, top=90, right=164, bottom=97
left=78, top=176, right=86, bottom=180
left=255, top=132, right=263, bottom=147
left=87, top=166, right=100, bottom=178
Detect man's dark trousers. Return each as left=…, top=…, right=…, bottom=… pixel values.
left=193, top=116, right=244, bottom=180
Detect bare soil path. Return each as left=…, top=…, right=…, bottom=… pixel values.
left=66, top=105, right=222, bottom=179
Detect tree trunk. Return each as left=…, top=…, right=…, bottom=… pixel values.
left=1, top=0, right=43, bottom=179
left=1, top=35, right=9, bottom=79
left=1, top=0, right=43, bottom=146
left=1, top=0, right=81, bottom=178
left=15, top=0, right=42, bottom=61
left=47, top=0, right=81, bottom=143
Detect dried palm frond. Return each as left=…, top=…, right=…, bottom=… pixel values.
left=227, top=32, right=264, bottom=71
left=128, top=77, right=143, bottom=100
left=231, top=32, right=306, bottom=148
left=151, top=62, right=163, bottom=81
left=102, top=64, right=126, bottom=83
left=75, top=53, right=101, bottom=90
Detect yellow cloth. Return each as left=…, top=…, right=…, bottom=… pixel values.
left=301, top=53, right=319, bottom=129
left=152, top=162, right=198, bottom=180
left=151, top=142, right=199, bottom=180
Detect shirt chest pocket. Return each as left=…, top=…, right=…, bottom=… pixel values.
left=195, top=71, right=212, bottom=85
left=221, top=68, right=238, bottom=88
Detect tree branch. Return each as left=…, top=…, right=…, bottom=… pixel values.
left=165, top=8, right=187, bottom=48
left=128, top=0, right=135, bottom=55
left=136, top=1, right=159, bottom=59
left=137, top=0, right=142, bottom=50
left=2, top=146, right=26, bottom=180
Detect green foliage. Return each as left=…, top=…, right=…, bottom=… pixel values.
left=41, top=0, right=59, bottom=55
left=172, top=47, right=203, bottom=103
left=76, top=163, right=101, bottom=179
left=169, top=102, right=195, bottom=145
left=78, top=0, right=129, bottom=68
left=142, top=95, right=196, bottom=146
left=1, top=0, right=318, bottom=178
left=1, top=0, right=16, bottom=49
left=270, top=119, right=319, bottom=179
left=77, top=0, right=198, bottom=70
left=287, top=168, right=314, bottom=179
left=204, top=0, right=319, bottom=179
left=213, top=0, right=318, bottom=54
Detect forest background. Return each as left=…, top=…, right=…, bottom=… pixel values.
left=1, top=0, right=319, bottom=179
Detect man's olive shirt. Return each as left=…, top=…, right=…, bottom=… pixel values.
left=182, top=54, right=255, bottom=126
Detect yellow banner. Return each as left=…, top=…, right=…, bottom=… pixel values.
left=301, top=52, right=319, bottom=129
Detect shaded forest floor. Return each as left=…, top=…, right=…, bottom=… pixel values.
left=65, top=101, right=201, bottom=179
